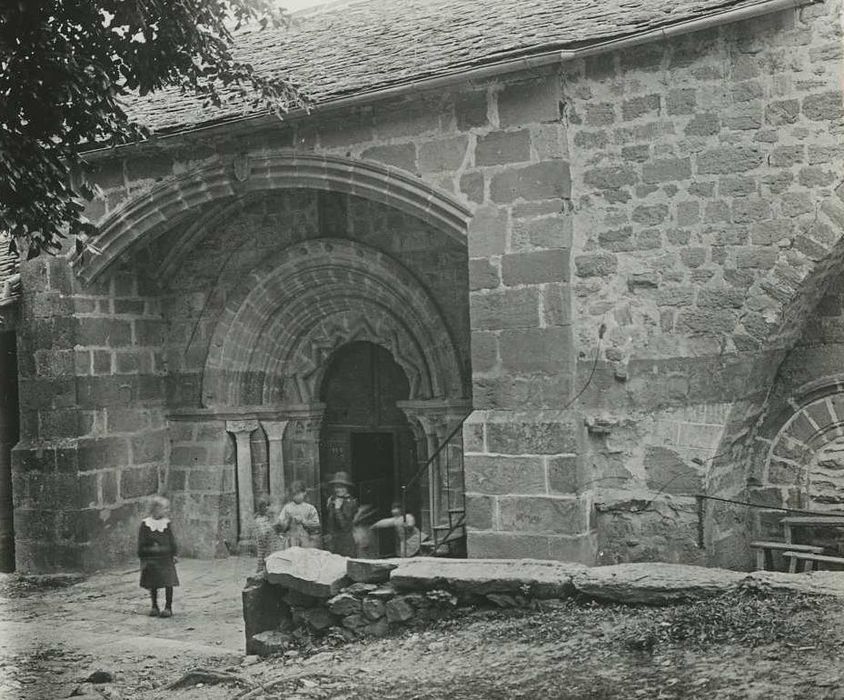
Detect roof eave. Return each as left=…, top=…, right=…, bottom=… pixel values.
left=81, top=0, right=812, bottom=162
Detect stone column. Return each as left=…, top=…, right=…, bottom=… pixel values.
left=282, top=404, right=326, bottom=505
left=226, top=419, right=259, bottom=542
left=261, top=420, right=289, bottom=502
left=398, top=399, right=471, bottom=527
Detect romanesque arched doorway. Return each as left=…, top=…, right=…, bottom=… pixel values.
left=318, top=342, right=419, bottom=536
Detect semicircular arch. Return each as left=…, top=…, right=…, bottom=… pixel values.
left=74, top=150, right=471, bottom=285
left=201, top=238, right=465, bottom=408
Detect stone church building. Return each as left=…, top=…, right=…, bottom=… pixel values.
left=5, top=0, right=844, bottom=572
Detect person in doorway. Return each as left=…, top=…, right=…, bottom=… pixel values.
left=253, top=494, right=284, bottom=573
left=137, top=495, right=180, bottom=618
left=325, top=471, right=359, bottom=557
left=352, top=504, right=378, bottom=558
left=276, top=481, right=321, bottom=548
left=371, top=502, right=421, bottom=557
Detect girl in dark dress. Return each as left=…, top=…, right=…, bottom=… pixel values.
left=325, top=472, right=359, bottom=557
left=137, top=496, right=180, bottom=618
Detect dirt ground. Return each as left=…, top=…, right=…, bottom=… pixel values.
left=2, top=557, right=844, bottom=699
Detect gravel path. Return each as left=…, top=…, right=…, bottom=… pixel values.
left=3, top=560, right=844, bottom=700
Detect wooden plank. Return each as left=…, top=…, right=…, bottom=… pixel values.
left=780, top=516, right=844, bottom=526
left=749, top=541, right=824, bottom=553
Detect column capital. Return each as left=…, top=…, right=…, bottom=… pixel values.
left=261, top=420, right=290, bottom=442
left=397, top=398, right=471, bottom=434
left=226, top=419, right=259, bottom=435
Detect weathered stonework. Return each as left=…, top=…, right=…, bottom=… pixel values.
left=11, top=0, right=844, bottom=571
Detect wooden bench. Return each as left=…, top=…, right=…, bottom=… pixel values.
left=780, top=515, right=844, bottom=544
left=783, top=551, right=844, bottom=573
left=750, top=541, right=824, bottom=571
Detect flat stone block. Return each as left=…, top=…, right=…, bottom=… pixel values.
left=389, top=557, right=587, bottom=599
left=266, top=547, right=350, bottom=598
left=347, top=558, right=400, bottom=583
left=498, top=495, right=589, bottom=535
left=572, top=563, right=746, bottom=604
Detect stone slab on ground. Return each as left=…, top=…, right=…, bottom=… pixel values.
left=743, top=570, right=844, bottom=598
left=389, top=557, right=587, bottom=598
left=266, top=547, right=350, bottom=598
left=572, top=563, right=747, bottom=604
left=347, top=558, right=401, bottom=583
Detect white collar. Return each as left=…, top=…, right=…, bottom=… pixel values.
left=143, top=516, right=170, bottom=533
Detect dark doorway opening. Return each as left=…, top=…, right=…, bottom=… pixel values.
left=319, top=342, right=417, bottom=526
left=351, top=431, right=395, bottom=516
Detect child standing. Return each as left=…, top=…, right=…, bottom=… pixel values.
left=325, top=472, right=358, bottom=557
left=253, top=494, right=284, bottom=573
left=137, top=495, right=179, bottom=618
left=276, top=481, right=321, bottom=548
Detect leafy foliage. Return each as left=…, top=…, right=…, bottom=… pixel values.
left=0, top=0, right=308, bottom=258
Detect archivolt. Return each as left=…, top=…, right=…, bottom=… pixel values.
left=201, top=238, right=464, bottom=407
left=73, top=150, right=470, bottom=284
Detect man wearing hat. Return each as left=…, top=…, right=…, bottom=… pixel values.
left=325, top=471, right=359, bottom=557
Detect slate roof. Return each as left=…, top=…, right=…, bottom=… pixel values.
left=125, top=0, right=769, bottom=135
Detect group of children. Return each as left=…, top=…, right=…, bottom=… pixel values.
left=138, top=471, right=421, bottom=617
left=253, top=471, right=422, bottom=573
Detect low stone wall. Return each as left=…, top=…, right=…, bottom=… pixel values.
left=242, top=548, right=844, bottom=656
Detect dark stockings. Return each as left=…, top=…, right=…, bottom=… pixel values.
left=149, top=587, right=174, bottom=610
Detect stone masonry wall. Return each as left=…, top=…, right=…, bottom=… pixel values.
left=13, top=256, right=168, bottom=571
left=561, top=1, right=844, bottom=568
left=746, top=270, right=844, bottom=543
left=26, top=0, right=843, bottom=570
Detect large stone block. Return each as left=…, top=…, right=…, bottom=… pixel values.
left=469, top=288, right=539, bottom=330
left=475, top=130, right=531, bottom=167
left=347, top=558, right=399, bottom=583
left=243, top=578, right=287, bottom=654
left=77, top=437, right=130, bottom=472
left=418, top=136, right=468, bottom=172
left=130, top=430, right=167, bottom=465
left=119, top=465, right=159, bottom=500
left=468, top=258, right=500, bottom=291
left=498, top=327, right=573, bottom=374
left=511, top=214, right=572, bottom=250
left=571, top=563, right=746, bottom=604
left=467, top=206, right=508, bottom=257
left=802, top=91, right=844, bottom=121
left=76, top=319, right=131, bottom=348
left=497, top=78, right=560, bottom=127
left=360, top=143, right=417, bottom=171
left=266, top=547, right=350, bottom=598
left=470, top=331, right=498, bottom=373
left=643, top=446, right=703, bottom=494
left=697, top=146, right=763, bottom=174
left=464, top=454, right=546, bottom=495
left=389, top=556, right=586, bottom=598
left=454, top=90, right=489, bottom=130
left=642, top=158, right=692, bottom=183
left=464, top=494, right=495, bottom=530
left=498, top=495, right=589, bottom=535
left=501, top=249, right=569, bottom=286
left=489, top=161, right=571, bottom=203
left=486, top=417, right=579, bottom=455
